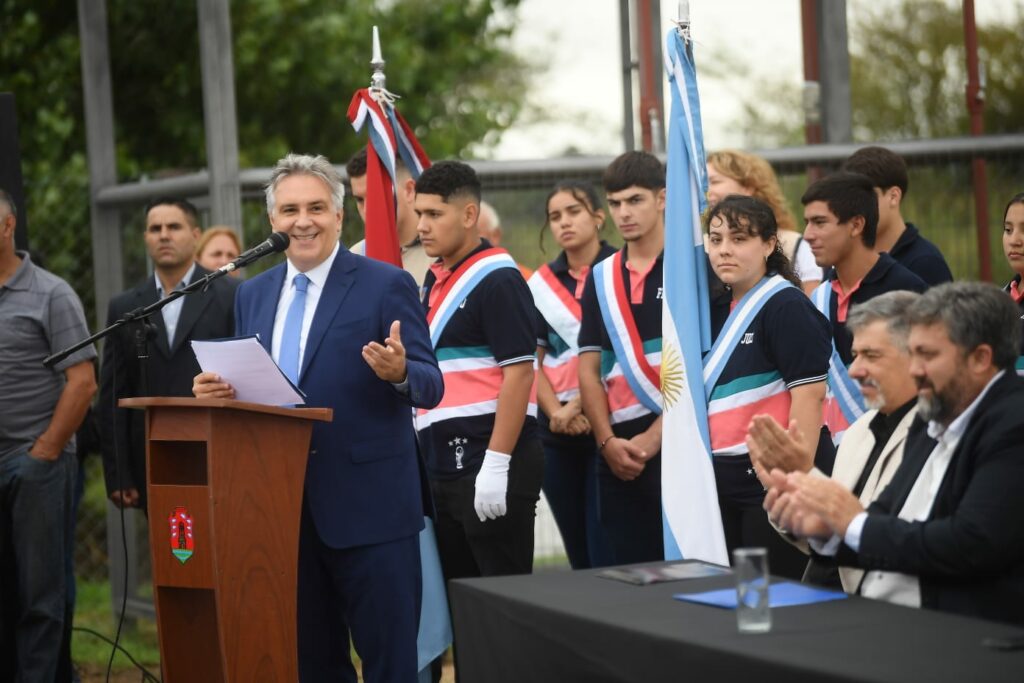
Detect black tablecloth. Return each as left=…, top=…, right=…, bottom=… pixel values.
left=449, top=562, right=1024, bottom=683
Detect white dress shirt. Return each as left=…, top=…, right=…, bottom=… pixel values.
left=156, top=262, right=196, bottom=347
left=271, top=244, right=340, bottom=370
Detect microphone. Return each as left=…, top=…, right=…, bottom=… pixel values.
left=219, top=232, right=290, bottom=273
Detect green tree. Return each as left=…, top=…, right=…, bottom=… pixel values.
left=849, top=0, right=1024, bottom=140
left=0, top=0, right=531, bottom=321
left=107, top=0, right=530, bottom=173
left=707, top=0, right=1024, bottom=147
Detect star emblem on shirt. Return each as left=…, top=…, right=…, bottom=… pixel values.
left=448, top=437, right=468, bottom=447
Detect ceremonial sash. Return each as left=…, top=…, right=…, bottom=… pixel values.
left=702, top=275, right=792, bottom=396
left=417, top=249, right=536, bottom=431
left=426, top=248, right=517, bottom=348
left=702, top=275, right=795, bottom=454
left=529, top=265, right=583, bottom=401
left=592, top=252, right=662, bottom=416
left=528, top=264, right=582, bottom=353
left=812, top=281, right=866, bottom=444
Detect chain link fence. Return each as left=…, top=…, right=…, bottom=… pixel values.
left=19, top=135, right=1024, bottom=603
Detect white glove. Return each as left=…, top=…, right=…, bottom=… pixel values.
left=474, top=450, right=511, bottom=522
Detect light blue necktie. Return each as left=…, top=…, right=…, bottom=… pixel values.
left=279, top=273, right=309, bottom=384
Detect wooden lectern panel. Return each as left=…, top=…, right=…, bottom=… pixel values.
left=124, top=398, right=331, bottom=683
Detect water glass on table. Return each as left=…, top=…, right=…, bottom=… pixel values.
left=733, top=547, right=771, bottom=633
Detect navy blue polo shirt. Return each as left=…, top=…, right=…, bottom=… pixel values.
left=536, top=242, right=618, bottom=449
left=824, top=253, right=927, bottom=365
left=578, top=246, right=663, bottom=438
left=888, top=223, right=953, bottom=287
left=418, top=240, right=538, bottom=480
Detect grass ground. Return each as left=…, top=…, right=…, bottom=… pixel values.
left=71, top=580, right=160, bottom=681
left=70, top=578, right=456, bottom=682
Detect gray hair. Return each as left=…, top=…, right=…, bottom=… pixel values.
left=0, top=188, right=16, bottom=219
left=846, top=290, right=921, bottom=352
left=265, top=153, right=346, bottom=214
left=907, top=281, right=1022, bottom=370
left=479, top=200, right=500, bottom=230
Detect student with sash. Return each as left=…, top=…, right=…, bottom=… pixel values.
left=413, top=160, right=543, bottom=582
left=578, top=151, right=666, bottom=564
left=1001, top=192, right=1024, bottom=375
left=530, top=179, right=617, bottom=570
left=801, top=172, right=926, bottom=454
left=704, top=195, right=832, bottom=578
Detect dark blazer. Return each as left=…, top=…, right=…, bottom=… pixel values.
left=98, top=265, right=238, bottom=508
left=839, top=371, right=1024, bottom=625
left=235, top=246, right=443, bottom=549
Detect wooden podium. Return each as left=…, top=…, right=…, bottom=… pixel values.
left=120, top=397, right=332, bottom=682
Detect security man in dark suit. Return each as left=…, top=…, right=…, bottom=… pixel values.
left=98, top=197, right=238, bottom=510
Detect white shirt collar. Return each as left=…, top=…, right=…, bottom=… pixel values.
left=155, top=262, right=197, bottom=297
left=285, top=242, right=340, bottom=290
left=926, top=370, right=1005, bottom=442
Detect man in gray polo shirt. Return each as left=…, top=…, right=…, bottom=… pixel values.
left=0, top=188, right=97, bottom=681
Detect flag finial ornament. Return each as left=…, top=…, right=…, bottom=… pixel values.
left=370, top=25, right=386, bottom=90
left=674, top=1, right=692, bottom=42
left=369, top=26, right=399, bottom=107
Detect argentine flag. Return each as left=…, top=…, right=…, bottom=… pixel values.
left=660, top=27, right=729, bottom=565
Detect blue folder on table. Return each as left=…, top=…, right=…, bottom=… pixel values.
left=674, top=581, right=848, bottom=609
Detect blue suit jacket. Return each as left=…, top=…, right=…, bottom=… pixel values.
left=235, top=246, right=443, bottom=549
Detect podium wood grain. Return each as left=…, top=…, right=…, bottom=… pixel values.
left=121, top=398, right=331, bottom=682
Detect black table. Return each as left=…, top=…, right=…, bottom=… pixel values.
left=449, top=562, right=1024, bottom=682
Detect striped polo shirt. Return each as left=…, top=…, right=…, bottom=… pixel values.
left=535, top=242, right=617, bottom=447
left=1, top=252, right=97, bottom=459
left=708, top=285, right=831, bottom=456
left=578, top=246, right=663, bottom=437
left=418, top=241, right=538, bottom=480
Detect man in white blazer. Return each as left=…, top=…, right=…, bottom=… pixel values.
left=747, top=290, right=922, bottom=591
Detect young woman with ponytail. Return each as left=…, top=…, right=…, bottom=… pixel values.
left=704, top=195, right=833, bottom=578
left=529, top=180, right=616, bottom=569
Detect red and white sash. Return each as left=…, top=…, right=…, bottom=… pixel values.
left=592, top=252, right=663, bottom=416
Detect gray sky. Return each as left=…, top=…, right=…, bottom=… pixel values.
left=488, top=0, right=1014, bottom=160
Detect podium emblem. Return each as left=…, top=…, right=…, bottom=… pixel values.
left=168, top=506, right=195, bottom=564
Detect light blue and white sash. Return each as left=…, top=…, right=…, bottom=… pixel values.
left=812, top=281, right=867, bottom=442
left=426, top=249, right=517, bottom=349
left=702, top=275, right=794, bottom=397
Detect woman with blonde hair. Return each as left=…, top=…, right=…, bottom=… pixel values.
left=707, top=150, right=820, bottom=294
left=196, top=226, right=243, bottom=275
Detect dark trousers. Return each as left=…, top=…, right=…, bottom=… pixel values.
left=541, top=435, right=613, bottom=569
left=0, top=448, right=74, bottom=683
left=431, top=438, right=543, bottom=581
left=596, top=452, right=664, bottom=565
left=713, top=455, right=808, bottom=580
left=296, top=499, right=421, bottom=683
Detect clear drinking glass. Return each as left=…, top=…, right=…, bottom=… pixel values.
left=733, top=547, right=771, bottom=633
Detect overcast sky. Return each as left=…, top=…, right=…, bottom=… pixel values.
left=487, top=0, right=1015, bottom=160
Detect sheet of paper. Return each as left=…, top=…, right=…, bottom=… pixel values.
left=191, top=336, right=305, bottom=406
left=673, top=581, right=849, bottom=609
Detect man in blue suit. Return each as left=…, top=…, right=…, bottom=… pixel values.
left=194, top=153, right=443, bottom=682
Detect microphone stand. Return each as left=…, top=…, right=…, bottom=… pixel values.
left=44, top=266, right=234, bottom=369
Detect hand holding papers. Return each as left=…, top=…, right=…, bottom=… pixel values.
left=191, top=336, right=305, bottom=406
